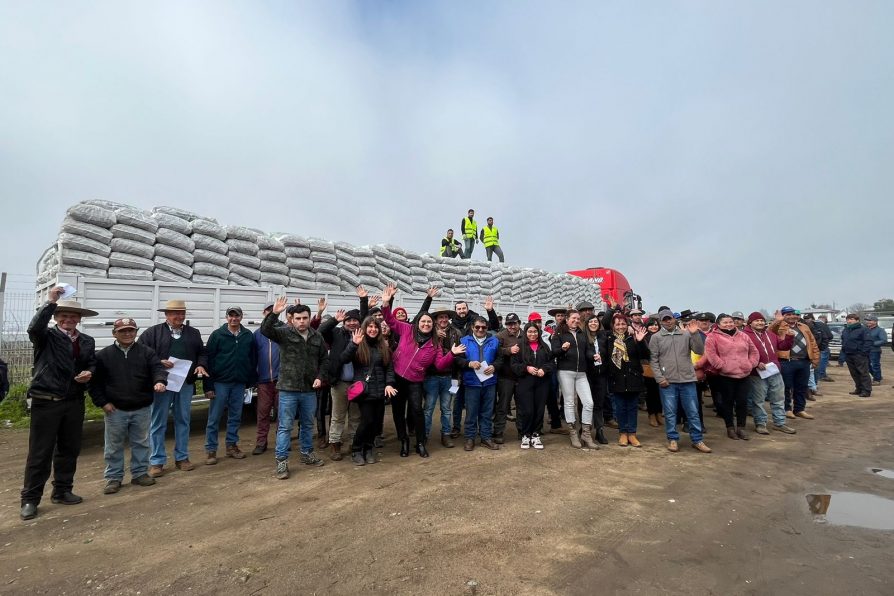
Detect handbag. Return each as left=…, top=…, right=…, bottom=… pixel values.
left=347, top=372, right=371, bottom=401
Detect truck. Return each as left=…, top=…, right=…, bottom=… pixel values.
left=567, top=267, right=639, bottom=310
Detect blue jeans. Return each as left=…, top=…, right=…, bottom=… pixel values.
left=205, top=382, right=246, bottom=452
left=659, top=382, right=703, bottom=444
left=463, top=237, right=476, bottom=259
left=423, top=375, right=453, bottom=437
left=748, top=374, right=786, bottom=427
left=464, top=384, right=496, bottom=440
left=869, top=351, right=882, bottom=381
left=807, top=365, right=817, bottom=391
left=150, top=384, right=195, bottom=465
left=276, top=391, right=316, bottom=460
left=104, top=406, right=151, bottom=481
left=611, top=393, right=639, bottom=433
left=780, top=359, right=810, bottom=413
left=816, top=348, right=831, bottom=379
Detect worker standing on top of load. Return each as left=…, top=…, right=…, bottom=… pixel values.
left=461, top=209, right=478, bottom=259
left=479, top=217, right=504, bottom=263
left=440, top=228, right=463, bottom=259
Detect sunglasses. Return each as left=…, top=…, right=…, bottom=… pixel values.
left=473, top=325, right=488, bottom=330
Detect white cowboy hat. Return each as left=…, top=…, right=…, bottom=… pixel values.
left=54, top=300, right=98, bottom=317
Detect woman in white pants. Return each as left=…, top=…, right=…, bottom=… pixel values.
left=550, top=310, right=598, bottom=449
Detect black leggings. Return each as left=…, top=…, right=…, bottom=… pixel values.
left=644, top=377, right=662, bottom=415
left=516, top=375, right=550, bottom=437
left=715, top=375, right=750, bottom=428
left=352, top=399, right=385, bottom=452
left=392, top=376, right=426, bottom=443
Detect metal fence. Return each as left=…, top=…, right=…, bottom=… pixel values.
left=1, top=273, right=37, bottom=387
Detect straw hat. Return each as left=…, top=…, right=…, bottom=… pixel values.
left=157, top=299, right=188, bottom=312
left=427, top=306, right=456, bottom=319
left=54, top=300, right=98, bottom=317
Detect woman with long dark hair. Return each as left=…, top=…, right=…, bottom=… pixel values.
left=599, top=313, right=650, bottom=447
left=551, top=310, right=599, bottom=449
left=582, top=315, right=608, bottom=444
left=512, top=323, right=555, bottom=449
left=381, top=284, right=465, bottom=457
left=340, top=317, right=397, bottom=465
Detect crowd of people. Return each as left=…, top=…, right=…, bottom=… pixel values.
left=15, top=284, right=891, bottom=521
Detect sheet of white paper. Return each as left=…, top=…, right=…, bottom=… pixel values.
left=165, top=356, right=193, bottom=392
left=59, top=283, right=77, bottom=299
left=448, top=379, right=460, bottom=395
left=758, top=362, right=780, bottom=379
left=474, top=360, right=494, bottom=383
left=243, top=388, right=253, bottom=404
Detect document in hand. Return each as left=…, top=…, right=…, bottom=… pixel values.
left=165, top=357, right=193, bottom=392
left=474, top=361, right=494, bottom=383
left=757, top=362, right=780, bottom=379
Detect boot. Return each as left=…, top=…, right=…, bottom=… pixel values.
left=618, top=433, right=629, bottom=447
left=648, top=414, right=659, bottom=428
left=580, top=424, right=599, bottom=449
left=329, top=442, right=343, bottom=461
left=726, top=427, right=739, bottom=440
left=415, top=439, right=430, bottom=458
left=595, top=426, right=608, bottom=445
left=569, top=422, right=582, bottom=449
left=627, top=434, right=641, bottom=448
left=441, top=433, right=454, bottom=448
left=400, top=438, right=410, bottom=458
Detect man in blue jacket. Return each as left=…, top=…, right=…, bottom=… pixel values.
left=841, top=314, right=873, bottom=398
left=864, top=314, right=887, bottom=385
left=253, top=303, right=281, bottom=455
left=204, top=306, right=258, bottom=464
left=455, top=316, right=502, bottom=451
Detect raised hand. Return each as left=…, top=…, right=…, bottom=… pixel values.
left=356, top=285, right=368, bottom=298
left=317, top=298, right=327, bottom=314
left=48, top=286, right=65, bottom=303
left=352, top=328, right=364, bottom=345
left=634, top=328, right=647, bottom=342
left=335, top=309, right=346, bottom=323
left=686, top=319, right=699, bottom=334
left=427, top=286, right=440, bottom=298
left=272, top=296, right=288, bottom=315
left=484, top=296, right=494, bottom=311
left=382, top=283, right=397, bottom=302
left=368, top=295, right=380, bottom=308
left=451, top=343, right=467, bottom=355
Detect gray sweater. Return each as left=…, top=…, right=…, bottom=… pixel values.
left=648, top=327, right=705, bottom=384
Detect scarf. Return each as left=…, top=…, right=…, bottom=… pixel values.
left=611, top=332, right=629, bottom=369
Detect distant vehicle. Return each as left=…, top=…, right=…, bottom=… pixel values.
left=828, top=323, right=845, bottom=358
left=875, top=316, right=894, bottom=346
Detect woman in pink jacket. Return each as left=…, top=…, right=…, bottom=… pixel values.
left=696, top=314, right=759, bottom=440
left=381, top=284, right=465, bottom=458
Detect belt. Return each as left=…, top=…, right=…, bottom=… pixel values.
left=30, top=394, right=66, bottom=402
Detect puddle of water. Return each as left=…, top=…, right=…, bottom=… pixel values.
left=806, top=493, right=894, bottom=530
left=870, top=468, right=894, bottom=480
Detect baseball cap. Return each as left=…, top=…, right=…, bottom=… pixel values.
left=226, top=306, right=243, bottom=316
left=528, top=312, right=542, bottom=322
left=696, top=312, right=716, bottom=323
left=731, top=311, right=745, bottom=320
left=780, top=306, right=796, bottom=315
left=113, top=317, right=138, bottom=331
left=657, top=308, right=675, bottom=321
left=505, top=313, right=521, bottom=325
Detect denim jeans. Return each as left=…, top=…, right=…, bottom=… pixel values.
left=807, top=366, right=817, bottom=391
left=816, top=348, right=831, bottom=380
left=205, top=382, right=246, bottom=452
left=659, top=382, right=703, bottom=444
left=611, top=393, right=639, bottom=434
left=276, top=391, right=317, bottom=460
left=780, top=359, right=810, bottom=413
left=423, top=375, right=453, bottom=437
left=462, top=237, right=475, bottom=259
left=150, top=383, right=194, bottom=465
left=748, top=374, right=786, bottom=427
left=464, top=384, right=496, bottom=440
left=869, top=351, right=882, bottom=381
left=104, top=406, right=151, bottom=481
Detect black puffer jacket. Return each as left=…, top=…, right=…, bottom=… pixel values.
left=340, top=339, right=395, bottom=400
left=27, top=302, right=96, bottom=400
left=318, top=317, right=354, bottom=383
left=550, top=328, right=590, bottom=372
left=511, top=339, right=556, bottom=377
left=599, top=333, right=650, bottom=394
left=90, top=343, right=167, bottom=411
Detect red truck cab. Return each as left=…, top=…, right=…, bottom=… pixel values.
left=566, top=267, right=632, bottom=306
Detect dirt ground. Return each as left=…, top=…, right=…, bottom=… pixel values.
left=1, top=354, right=892, bottom=595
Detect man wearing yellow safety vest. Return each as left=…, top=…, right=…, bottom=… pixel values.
left=479, top=217, right=505, bottom=262
left=460, top=209, right=478, bottom=259
left=440, top=229, right=463, bottom=259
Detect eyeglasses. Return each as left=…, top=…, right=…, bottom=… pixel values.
left=473, top=325, right=487, bottom=330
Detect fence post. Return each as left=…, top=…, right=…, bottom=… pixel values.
left=0, top=272, right=7, bottom=353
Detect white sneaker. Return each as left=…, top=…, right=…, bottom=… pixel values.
left=532, top=434, right=544, bottom=450
left=520, top=435, right=531, bottom=449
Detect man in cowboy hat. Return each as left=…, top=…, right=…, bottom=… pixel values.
left=20, top=286, right=98, bottom=520
left=425, top=305, right=460, bottom=447
left=138, top=299, right=209, bottom=477
left=91, top=318, right=168, bottom=494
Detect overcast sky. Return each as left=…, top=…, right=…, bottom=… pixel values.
left=1, top=1, right=891, bottom=311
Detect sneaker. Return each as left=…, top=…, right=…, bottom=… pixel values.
left=226, top=444, right=246, bottom=459
left=520, top=435, right=531, bottom=449
left=872, top=380, right=881, bottom=386
left=131, top=474, right=156, bottom=487
left=103, top=480, right=122, bottom=494
left=275, top=459, right=289, bottom=480
left=772, top=424, right=797, bottom=434
left=148, top=465, right=165, bottom=478
left=351, top=451, right=366, bottom=466
left=755, top=424, right=770, bottom=435
left=300, top=451, right=324, bottom=467
left=531, top=434, right=544, bottom=450
left=50, top=492, right=83, bottom=505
